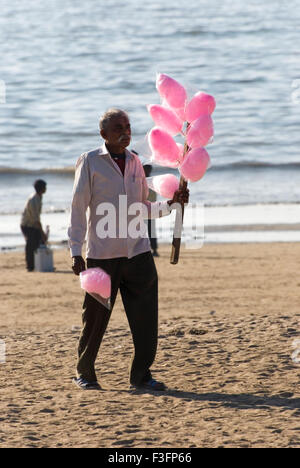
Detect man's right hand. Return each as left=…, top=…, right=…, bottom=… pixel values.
left=72, top=256, right=86, bottom=276
left=41, top=231, right=48, bottom=244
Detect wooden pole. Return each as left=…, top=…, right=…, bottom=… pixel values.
left=170, top=134, right=190, bottom=265
left=170, top=176, right=188, bottom=264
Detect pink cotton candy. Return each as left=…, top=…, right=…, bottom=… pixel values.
left=173, top=105, right=186, bottom=122
left=156, top=73, right=187, bottom=113
left=80, top=267, right=111, bottom=299
left=148, top=127, right=181, bottom=167
left=179, top=147, right=210, bottom=182
left=186, top=114, right=214, bottom=148
left=147, top=104, right=183, bottom=136
left=152, top=174, right=180, bottom=199
left=186, top=92, right=216, bottom=123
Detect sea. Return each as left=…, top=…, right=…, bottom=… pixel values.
left=0, top=0, right=299, bottom=251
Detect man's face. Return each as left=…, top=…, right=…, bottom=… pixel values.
left=38, top=185, right=47, bottom=195
left=101, top=114, right=131, bottom=150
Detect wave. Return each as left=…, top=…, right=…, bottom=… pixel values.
left=0, top=208, right=69, bottom=216
left=0, top=160, right=300, bottom=177
left=211, top=161, right=300, bottom=171
left=1, top=201, right=300, bottom=217
left=0, top=166, right=75, bottom=175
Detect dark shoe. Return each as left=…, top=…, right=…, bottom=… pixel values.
left=152, top=251, right=160, bottom=257
left=72, top=377, right=101, bottom=390
left=133, top=378, right=166, bottom=392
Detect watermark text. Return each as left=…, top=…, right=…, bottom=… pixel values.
left=94, top=196, right=204, bottom=248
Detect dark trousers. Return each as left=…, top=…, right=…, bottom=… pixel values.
left=20, top=226, right=42, bottom=271
left=148, top=219, right=158, bottom=251
left=77, top=251, right=158, bottom=386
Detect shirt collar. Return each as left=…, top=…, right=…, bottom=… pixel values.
left=100, top=142, right=133, bottom=160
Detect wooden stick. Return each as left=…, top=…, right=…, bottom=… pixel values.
left=170, top=135, right=190, bottom=265
left=170, top=176, right=188, bottom=264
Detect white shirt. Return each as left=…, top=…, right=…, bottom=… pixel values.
left=21, top=192, right=42, bottom=229
left=68, top=144, right=171, bottom=259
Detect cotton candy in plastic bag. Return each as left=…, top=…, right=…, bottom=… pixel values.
left=185, top=92, right=216, bottom=122
left=147, top=104, right=183, bottom=136
left=147, top=174, right=180, bottom=199
left=186, top=114, right=214, bottom=148
left=179, top=147, right=211, bottom=182
left=80, top=267, right=111, bottom=310
left=148, top=126, right=182, bottom=167
left=156, top=73, right=187, bottom=118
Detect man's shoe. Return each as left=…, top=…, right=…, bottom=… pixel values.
left=72, top=377, right=102, bottom=390
left=132, top=378, right=166, bottom=392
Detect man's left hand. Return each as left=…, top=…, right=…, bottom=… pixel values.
left=168, top=187, right=190, bottom=208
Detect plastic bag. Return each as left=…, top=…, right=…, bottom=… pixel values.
left=80, top=267, right=111, bottom=310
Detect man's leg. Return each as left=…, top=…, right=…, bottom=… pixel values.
left=148, top=219, right=158, bottom=253
left=21, top=226, right=41, bottom=271
left=76, top=258, right=122, bottom=383
left=119, top=252, right=158, bottom=386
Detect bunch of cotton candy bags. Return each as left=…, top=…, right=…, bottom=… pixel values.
left=80, top=267, right=111, bottom=299
left=147, top=73, right=216, bottom=183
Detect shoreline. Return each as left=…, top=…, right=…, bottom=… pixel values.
left=1, top=226, right=300, bottom=253
left=1, top=201, right=300, bottom=251
left=1, top=229, right=300, bottom=254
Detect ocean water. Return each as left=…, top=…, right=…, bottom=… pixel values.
left=0, top=0, right=299, bottom=249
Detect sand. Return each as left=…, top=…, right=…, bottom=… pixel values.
left=0, top=242, right=300, bottom=448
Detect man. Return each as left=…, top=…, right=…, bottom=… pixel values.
left=68, top=108, right=189, bottom=391
left=21, top=179, right=48, bottom=272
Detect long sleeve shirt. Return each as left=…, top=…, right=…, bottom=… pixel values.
left=21, top=192, right=42, bottom=229
left=68, top=144, right=171, bottom=259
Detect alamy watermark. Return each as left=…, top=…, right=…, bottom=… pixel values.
left=94, top=196, right=205, bottom=248
left=291, top=79, right=300, bottom=105
left=0, top=339, right=6, bottom=364
left=0, top=80, right=6, bottom=104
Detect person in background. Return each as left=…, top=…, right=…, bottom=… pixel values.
left=20, top=179, right=48, bottom=272
left=143, top=164, right=159, bottom=257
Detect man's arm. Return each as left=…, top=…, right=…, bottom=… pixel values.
left=140, top=166, right=189, bottom=218
left=68, top=153, right=92, bottom=275
left=36, top=221, right=48, bottom=244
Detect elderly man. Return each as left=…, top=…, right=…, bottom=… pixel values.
left=69, top=108, right=189, bottom=391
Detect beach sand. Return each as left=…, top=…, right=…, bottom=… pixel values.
left=0, top=242, right=299, bottom=448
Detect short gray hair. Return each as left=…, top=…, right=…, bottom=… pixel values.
left=99, top=108, right=129, bottom=132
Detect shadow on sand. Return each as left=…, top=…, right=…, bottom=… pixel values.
left=129, top=388, right=300, bottom=411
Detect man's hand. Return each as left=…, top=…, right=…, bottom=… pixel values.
left=41, top=231, right=48, bottom=244
left=72, top=256, right=86, bottom=276
left=167, top=187, right=190, bottom=208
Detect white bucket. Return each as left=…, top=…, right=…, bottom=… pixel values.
left=34, top=245, right=54, bottom=272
